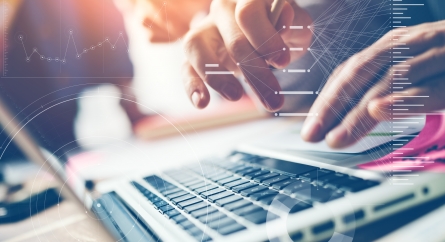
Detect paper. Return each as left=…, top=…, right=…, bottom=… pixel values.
left=359, top=114, right=445, bottom=172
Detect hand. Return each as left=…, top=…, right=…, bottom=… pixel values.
left=182, top=0, right=312, bottom=111
left=114, top=0, right=210, bottom=42
left=301, top=20, right=445, bottom=148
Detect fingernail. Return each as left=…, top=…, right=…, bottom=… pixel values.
left=326, top=126, right=350, bottom=148
left=261, top=91, right=283, bottom=111
left=222, top=83, right=241, bottom=101
left=191, top=91, right=201, bottom=107
left=269, top=52, right=288, bottom=69
left=301, top=118, right=322, bottom=142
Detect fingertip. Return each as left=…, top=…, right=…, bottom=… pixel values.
left=262, top=92, right=284, bottom=112
left=301, top=117, right=323, bottom=142
left=191, top=90, right=210, bottom=109
left=368, top=99, right=389, bottom=121
left=269, top=49, right=291, bottom=69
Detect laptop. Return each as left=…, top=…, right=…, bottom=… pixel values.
left=1, top=91, right=445, bottom=242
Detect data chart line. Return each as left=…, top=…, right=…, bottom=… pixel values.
left=18, top=30, right=129, bottom=64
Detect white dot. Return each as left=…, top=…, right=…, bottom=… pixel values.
left=275, top=113, right=278, bottom=116
left=283, top=25, right=286, bottom=29
left=307, top=69, right=311, bottom=72
left=315, top=91, right=319, bottom=95
left=97, top=203, right=101, bottom=207
left=283, top=47, right=286, bottom=51
left=307, top=26, right=311, bottom=29
left=283, top=69, right=286, bottom=72
left=237, top=63, right=240, bottom=66
left=275, top=91, right=278, bottom=94
left=307, top=47, right=311, bottom=51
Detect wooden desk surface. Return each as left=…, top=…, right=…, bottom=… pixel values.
left=0, top=200, right=113, bottom=242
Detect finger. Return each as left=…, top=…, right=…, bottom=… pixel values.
left=357, top=45, right=445, bottom=121
left=182, top=62, right=211, bottom=109
left=301, top=25, right=445, bottom=142
left=213, top=0, right=283, bottom=111
left=325, top=45, right=445, bottom=148
left=183, top=23, right=244, bottom=102
left=278, top=1, right=312, bottom=61
left=325, top=102, right=380, bottom=148
left=369, top=74, right=445, bottom=121
left=235, top=0, right=291, bottom=68
left=390, top=46, right=445, bottom=86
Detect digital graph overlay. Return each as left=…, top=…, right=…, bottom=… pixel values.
left=17, top=30, right=129, bottom=64
left=388, top=1, right=430, bottom=186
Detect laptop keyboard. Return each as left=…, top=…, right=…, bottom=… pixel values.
left=131, top=153, right=380, bottom=241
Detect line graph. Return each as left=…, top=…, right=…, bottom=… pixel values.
left=18, top=29, right=129, bottom=64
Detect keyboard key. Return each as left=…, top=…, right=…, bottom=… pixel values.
left=164, top=209, right=181, bottom=219
left=217, top=176, right=240, bottom=185
left=269, top=194, right=312, bottom=213
left=171, top=214, right=188, bottom=223
left=271, top=179, right=295, bottom=190
left=313, top=173, right=347, bottom=186
left=188, top=226, right=204, bottom=236
left=148, top=196, right=163, bottom=204
left=158, top=205, right=174, bottom=214
left=240, top=185, right=268, bottom=197
left=194, top=185, right=218, bottom=194
left=188, top=182, right=209, bottom=191
left=259, top=195, right=276, bottom=205
left=166, top=191, right=188, bottom=200
left=223, top=199, right=252, bottom=211
left=232, top=182, right=257, bottom=193
left=153, top=200, right=169, bottom=209
left=292, top=185, right=344, bottom=203
left=282, top=180, right=310, bottom=195
left=144, top=175, right=167, bottom=187
left=209, top=173, right=232, bottom=182
left=242, top=209, right=279, bottom=224
left=253, top=172, right=279, bottom=183
left=250, top=190, right=279, bottom=201
left=179, top=220, right=195, bottom=229
left=201, top=187, right=226, bottom=198
left=216, top=223, right=246, bottom=235
left=161, top=188, right=182, bottom=196
left=156, top=185, right=177, bottom=194
left=191, top=206, right=218, bottom=218
left=232, top=204, right=263, bottom=216
left=215, top=195, right=242, bottom=207
left=177, top=198, right=202, bottom=209
left=171, top=194, right=195, bottom=204
left=183, top=179, right=204, bottom=187
left=262, top=175, right=290, bottom=186
left=194, top=233, right=212, bottom=242
left=298, top=169, right=334, bottom=182
left=207, top=216, right=236, bottom=229
left=184, top=202, right=209, bottom=213
left=236, top=167, right=261, bottom=176
left=244, top=170, right=269, bottom=179
left=208, top=191, right=233, bottom=203
left=224, top=179, right=249, bottom=189
left=198, top=211, right=227, bottom=224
